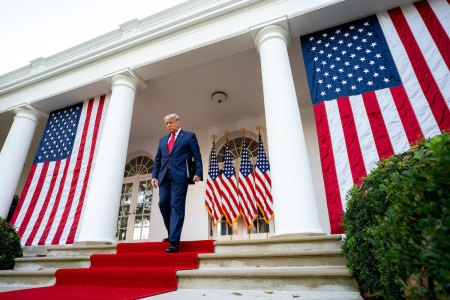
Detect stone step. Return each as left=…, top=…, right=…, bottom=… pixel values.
left=213, top=235, right=343, bottom=254
left=198, top=249, right=345, bottom=268
left=22, top=244, right=116, bottom=258
left=0, top=270, right=56, bottom=292
left=45, top=244, right=116, bottom=257
left=148, top=289, right=363, bottom=299
left=14, top=256, right=91, bottom=271
left=177, top=266, right=359, bottom=292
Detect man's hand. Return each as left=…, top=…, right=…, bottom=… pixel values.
left=151, top=178, right=158, bottom=189
left=193, top=175, right=201, bottom=183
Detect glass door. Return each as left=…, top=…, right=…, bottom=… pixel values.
left=116, top=175, right=153, bottom=242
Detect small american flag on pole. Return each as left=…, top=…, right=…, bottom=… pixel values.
left=10, top=95, right=108, bottom=245
left=205, top=143, right=223, bottom=226
left=237, top=139, right=257, bottom=228
left=300, top=0, right=449, bottom=233
left=219, top=143, right=240, bottom=226
left=254, top=134, right=273, bottom=223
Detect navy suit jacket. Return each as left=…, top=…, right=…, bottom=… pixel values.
left=152, top=130, right=203, bottom=184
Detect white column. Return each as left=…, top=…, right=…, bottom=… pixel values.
left=0, top=107, right=43, bottom=218
left=78, top=75, right=138, bottom=243
left=255, top=25, right=323, bottom=236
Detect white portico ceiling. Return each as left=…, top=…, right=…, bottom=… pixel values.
left=129, top=48, right=265, bottom=142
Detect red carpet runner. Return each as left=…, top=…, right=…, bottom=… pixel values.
left=1, top=240, right=215, bottom=300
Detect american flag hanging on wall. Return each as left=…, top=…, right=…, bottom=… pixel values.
left=10, top=95, right=109, bottom=245
left=254, top=134, right=273, bottom=223
left=300, top=0, right=449, bottom=233
left=237, top=139, right=257, bottom=228
left=205, top=143, right=223, bottom=226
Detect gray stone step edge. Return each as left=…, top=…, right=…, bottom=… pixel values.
left=0, top=270, right=56, bottom=277
left=23, top=244, right=116, bottom=257
left=0, top=266, right=349, bottom=277
left=213, top=234, right=343, bottom=246
left=15, top=256, right=91, bottom=263
left=198, top=248, right=343, bottom=259
left=0, top=267, right=351, bottom=283
left=177, top=266, right=352, bottom=277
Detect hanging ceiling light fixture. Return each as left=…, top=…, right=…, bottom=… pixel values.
left=212, top=91, right=227, bottom=104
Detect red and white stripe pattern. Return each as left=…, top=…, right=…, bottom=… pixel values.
left=219, top=143, right=240, bottom=226
left=303, top=0, right=449, bottom=233
left=205, top=143, right=223, bottom=226
left=254, top=135, right=273, bottom=223
left=237, top=139, right=257, bottom=228
left=10, top=95, right=109, bottom=245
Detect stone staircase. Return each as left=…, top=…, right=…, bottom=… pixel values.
left=0, top=244, right=115, bottom=292
left=178, top=235, right=361, bottom=298
left=0, top=235, right=362, bottom=298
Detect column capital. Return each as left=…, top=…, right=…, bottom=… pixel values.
left=254, top=24, right=290, bottom=53
left=106, top=68, right=147, bottom=92
left=111, top=75, right=139, bottom=92
left=13, top=104, right=48, bottom=124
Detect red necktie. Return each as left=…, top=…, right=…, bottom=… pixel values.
left=168, top=133, right=175, bottom=154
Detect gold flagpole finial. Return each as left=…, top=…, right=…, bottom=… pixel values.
left=240, top=128, right=247, bottom=140
left=224, top=131, right=230, bottom=145
left=211, top=134, right=217, bottom=145
left=256, top=125, right=263, bottom=136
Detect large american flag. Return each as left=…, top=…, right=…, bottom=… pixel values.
left=237, top=139, right=257, bottom=228
left=205, top=143, right=223, bottom=226
left=219, top=143, right=240, bottom=226
left=10, top=95, right=109, bottom=245
left=300, top=0, right=449, bottom=233
left=254, top=135, right=273, bottom=223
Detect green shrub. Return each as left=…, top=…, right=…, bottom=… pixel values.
left=374, top=133, right=449, bottom=299
left=0, top=217, right=22, bottom=270
left=342, top=132, right=449, bottom=299
left=342, top=149, right=409, bottom=299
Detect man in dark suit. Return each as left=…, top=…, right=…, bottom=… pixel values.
left=151, top=114, right=203, bottom=253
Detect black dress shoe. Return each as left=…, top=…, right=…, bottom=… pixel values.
left=165, top=242, right=179, bottom=253
left=162, top=238, right=169, bottom=242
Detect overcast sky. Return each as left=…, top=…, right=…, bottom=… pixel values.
left=0, top=0, right=187, bottom=75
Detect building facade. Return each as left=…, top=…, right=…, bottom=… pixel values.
left=0, top=0, right=440, bottom=245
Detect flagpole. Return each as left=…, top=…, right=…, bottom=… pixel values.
left=225, top=131, right=229, bottom=141
left=257, top=125, right=271, bottom=240
left=242, top=127, right=252, bottom=241
left=224, top=130, right=232, bottom=241
left=240, top=128, right=247, bottom=140
left=212, top=133, right=218, bottom=238
left=256, top=125, right=262, bottom=137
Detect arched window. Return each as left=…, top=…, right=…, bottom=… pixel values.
left=124, top=155, right=154, bottom=177
left=216, top=135, right=259, bottom=164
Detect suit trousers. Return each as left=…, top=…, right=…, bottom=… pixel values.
left=158, top=171, right=188, bottom=242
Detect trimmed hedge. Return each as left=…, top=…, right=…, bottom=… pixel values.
left=0, top=217, right=22, bottom=270
left=342, top=132, right=449, bottom=299
left=342, top=145, right=409, bottom=299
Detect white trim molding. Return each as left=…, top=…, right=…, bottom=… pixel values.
left=0, top=0, right=260, bottom=96
left=12, top=104, right=48, bottom=121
